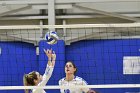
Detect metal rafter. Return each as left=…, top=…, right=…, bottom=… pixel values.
left=0, top=0, right=139, bottom=5
left=73, top=4, right=140, bottom=22
left=0, top=5, right=31, bottom=17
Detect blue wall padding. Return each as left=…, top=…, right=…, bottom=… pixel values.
left=66, top=39, right=140, bottom=93
left=0, top=39, right=140, bottom=93
left=39, top=40, right=65, bottom=93
left=0, top=42, right=38, bottom=93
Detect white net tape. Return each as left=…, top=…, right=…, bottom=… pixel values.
left=0, top=84, right=139, bottom=90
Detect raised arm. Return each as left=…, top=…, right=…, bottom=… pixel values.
left=38, top=49, right=56, bottom=86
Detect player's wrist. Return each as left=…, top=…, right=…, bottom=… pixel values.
left=48, top=57, right=51, bottom=61
left=52, top=57, right=56, bottom=60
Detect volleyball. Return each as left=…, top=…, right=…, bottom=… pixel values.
left=45, top=31, right=59, bottom=45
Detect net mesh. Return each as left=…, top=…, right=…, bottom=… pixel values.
left=0, top=23, right=139, bottom=93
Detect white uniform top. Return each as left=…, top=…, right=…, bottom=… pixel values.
left=32, top=65, right=54, bottom=93
left=59, top=76, right=89, bottom=93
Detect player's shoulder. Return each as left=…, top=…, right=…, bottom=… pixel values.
left=59, top=77, right=65, bottom=85
left=59, top=77, right=65, bottom=82
left=75, top=76, right=84, bottom=80
left=75, top=76, right=88, bottom=84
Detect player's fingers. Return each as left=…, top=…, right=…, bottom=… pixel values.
left=43, top=49, right=46, bottom=52
left=53, top=51, right=55, bottom=54
left=46, top=49, right=49, bottom=53
left=49, top=49, right=52, bottom=54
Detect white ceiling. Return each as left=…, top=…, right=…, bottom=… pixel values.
left=0, top=0, right=139, bottom=22
left=0, top=0, right=140, bottom=45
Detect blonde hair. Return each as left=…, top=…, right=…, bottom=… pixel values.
left=23, top=71, right=38, bottom=93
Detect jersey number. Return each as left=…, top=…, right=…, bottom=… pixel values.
left=64, top=89, right=70, bottom=93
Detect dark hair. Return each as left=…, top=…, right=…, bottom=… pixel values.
left=66, top=61, right=77, bottom=75
left=23, top=71, right=38, bottom=93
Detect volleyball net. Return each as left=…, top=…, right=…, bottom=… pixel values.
left=0, top=23, right=140, bottom=93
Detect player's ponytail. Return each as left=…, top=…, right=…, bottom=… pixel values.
left=23, top=74, right=29, bottom=93
left=23, top=71, right=38, bottom=93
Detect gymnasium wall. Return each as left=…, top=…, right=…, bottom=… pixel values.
left=0, top=42, right=38, bottom=93
left=0, top=39, right=140, bottom=93
left=0, top=40, right=65, bottom=93
left=66, top=39, right=140, bottom=93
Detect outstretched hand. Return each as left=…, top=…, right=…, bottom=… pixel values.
left=44, top=49, right=56, bottom=66
left=51, top=50, right=56, bottom=60
left=44, top=49, right=51, bottom=58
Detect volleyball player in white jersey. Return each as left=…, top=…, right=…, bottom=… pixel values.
left=23, top=49, right=56, bottom=93
left=59, top=61, right=96, bottom=93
